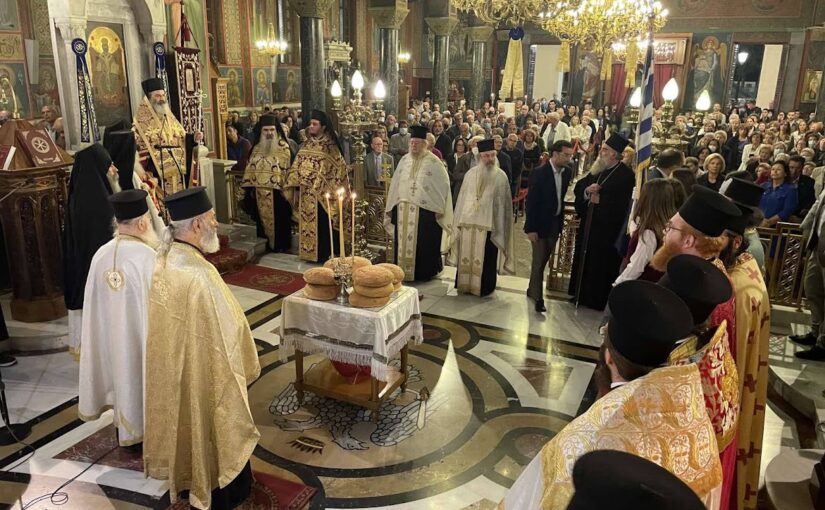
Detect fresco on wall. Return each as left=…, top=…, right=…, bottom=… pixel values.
left=32, top=61, right=60, bottom=110
left=253, top=67, right=272, bottom=105
left=422, top=17, right=473, bottom=70
left=0, top=0, right=20, bottom=31
left=684, top=33, right=731, bottom=109
left=0, top=63, right=30, bottom=117
left=88, top=24, right=132, bottom=127
left=276, top=67, right=300, bottom=103
left=670, top=0, right=800, bottom=17
left=220, top=67, right=245, bottom=107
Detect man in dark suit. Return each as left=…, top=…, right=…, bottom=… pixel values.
left=493, top=135, right=512, bottom=184
left=790, top=155, right=815, bottom=218
left=365, top=135, right=395, bottom=186
left=502, top=133, right=524, bottom=196
left=432, top=119, right=453, bottom=164
left=525, top=140, right=575, bottom=312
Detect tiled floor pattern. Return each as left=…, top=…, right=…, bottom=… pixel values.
left=0, top=252, right=812, bottom=509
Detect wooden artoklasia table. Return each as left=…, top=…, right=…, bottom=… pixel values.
left=279, top=286, right=423, bottom=421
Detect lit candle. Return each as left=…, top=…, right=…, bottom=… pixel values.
left=337, top=188, right=346, bottom=259
left=351, top=191, right=357, bottom=262
left=325, top=193, right=336, bottom=257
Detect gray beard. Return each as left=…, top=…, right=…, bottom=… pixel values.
left=152, top=101, right=171, bottom=117
left=200, top=226, right=221, bottom=254
left=256, top=136, right=279, bottom=156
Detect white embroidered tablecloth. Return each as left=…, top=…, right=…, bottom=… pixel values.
left=279, top=286, right=423, bottom=381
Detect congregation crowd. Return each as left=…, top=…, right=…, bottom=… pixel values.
left=57, top=72, right=825, bottom=509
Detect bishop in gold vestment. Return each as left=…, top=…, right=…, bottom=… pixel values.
left=241, top=114, right=293, bottom=251
left=144, top=187, right=260, bottom=510
left=284, top=110, right=349, bottom=262
left=500, top=281, right=722, bottom=510
left=133, top=78, right=195, bottom=200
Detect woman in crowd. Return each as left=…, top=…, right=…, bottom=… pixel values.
left=521, top=129, right=543, bottom=187
left=738, top=132, right=764, bottom=170
left=697, top=153, right=726, bottom=192
left=697, top=147, right=711, bottom=172
left=760, top=160, right=798, bottom=227
left=792, top=120, right=809, bottom=146
left=613, top=179, right=677, bottom=285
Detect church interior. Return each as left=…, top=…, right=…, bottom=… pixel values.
left=0, top=0, right=825, bottom=508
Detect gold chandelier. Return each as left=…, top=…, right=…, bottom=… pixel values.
left=540, top=0, right=667, bottom=77
left=450, top=0, right=549, bottom=26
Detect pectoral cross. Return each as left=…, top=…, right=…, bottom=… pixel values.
left=410, top=180, right=419, bottom=195
left=380, top=160, right=392, bottom=184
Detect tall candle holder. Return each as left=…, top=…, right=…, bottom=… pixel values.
left=331, top=258, right=352, bottom=305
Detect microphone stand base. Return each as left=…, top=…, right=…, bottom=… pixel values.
left=0, top=423, right=31, bottom=446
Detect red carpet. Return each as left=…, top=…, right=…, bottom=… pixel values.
left=166, top=471, right=317, bottom=509
left=222, top=265, right=305, bottom=295
left=55, top=426, right=317, bottom=509
left=54, top=424, right=143, bottom=471
left=207, top=234, right=249, bottom=274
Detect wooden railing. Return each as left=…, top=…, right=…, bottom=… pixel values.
left=758, top=222, right=808, bottom=310
left=545, top=206, right=809, bottom=310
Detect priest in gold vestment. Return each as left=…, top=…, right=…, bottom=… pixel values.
left=241, top=114, right=293, bottom=252
left=144, top=187, right=260, bottom=510
left=449, top=139, right=514, bottom=296
left=284, top=110, right=349, bottom=262
left=385, top=126, right=453, bottom=281
left=720, top=178, right=771, bottom=510
left=500, top=281, right=722, bottom=510
left=133, top=78, right=200, bottom=200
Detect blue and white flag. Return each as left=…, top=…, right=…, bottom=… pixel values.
left=635, top=41, right=655, bottom=181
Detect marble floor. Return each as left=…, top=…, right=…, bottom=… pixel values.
left=0, top=253, right=812, bottom=509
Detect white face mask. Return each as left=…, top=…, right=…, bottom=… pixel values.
left=399, top=127, right=408, bottom=135
left=471, top=146, right=479, bottom=156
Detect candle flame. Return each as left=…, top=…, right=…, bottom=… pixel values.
left=351, top=192, right=357, bottom=199
left=325, top=192, right=331, bottom=198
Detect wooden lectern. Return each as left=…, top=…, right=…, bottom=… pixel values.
left=0, top=119, right=72, bottom=322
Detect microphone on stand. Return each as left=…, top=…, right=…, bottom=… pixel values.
left=0, top=367, right=31, bottom=446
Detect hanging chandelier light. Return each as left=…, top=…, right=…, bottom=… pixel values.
left=450, top=0, right=550, bottom=27
left=540, top=0, right=667, bottom=78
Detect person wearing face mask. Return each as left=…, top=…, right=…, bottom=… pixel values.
left=390, top=120, right=411, bottom=168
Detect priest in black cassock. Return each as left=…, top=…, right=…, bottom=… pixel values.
left=568, top=133, right=635, bottom=310
left=63, top=143, right=117, bottom=356
left=385, top=125, right=453, bottom=281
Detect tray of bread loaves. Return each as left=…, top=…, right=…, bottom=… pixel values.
left=301, top=259, right=405, bottom=308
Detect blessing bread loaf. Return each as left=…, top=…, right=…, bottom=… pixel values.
left=376, top=263, right=405, bottom=284
left=349, top=291, right=391, bottom=308
left=304, top=283, right=338, bottom=301
left=324, top=256, right=372, bottom=271
left=303, top=267, right=336, bottom=286
left=353, top=283, right=394, bottom=298
left=353, top=265, right=394, bottom=288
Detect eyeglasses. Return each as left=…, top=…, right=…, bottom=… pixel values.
left=664, top=221, right=685, bottom=234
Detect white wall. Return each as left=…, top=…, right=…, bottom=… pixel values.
left=756, top=44, right=783, bottom=109
left=532, top=45, right=565, bottom=101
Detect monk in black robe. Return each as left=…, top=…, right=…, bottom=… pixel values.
left=568, top=134, right=635, bottom=310
left=63, top=143, right=117, bottom=353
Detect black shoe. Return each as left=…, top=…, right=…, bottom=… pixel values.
left=790, top=332, right=817, bottom=346
left=0, top=353, right=17, bottom=367
left=535, top=299, right=547, bottom=313
left=795, top=346, right=825, bottom=361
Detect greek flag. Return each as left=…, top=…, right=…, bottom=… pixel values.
left=635, top=42, right=655, bottom=180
